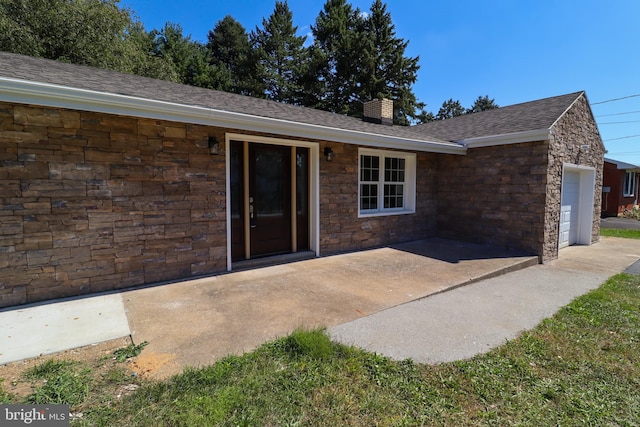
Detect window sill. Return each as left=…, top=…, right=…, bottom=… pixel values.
left=358, top=209, right=415, bottom=218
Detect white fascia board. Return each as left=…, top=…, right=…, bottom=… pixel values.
left=458, top=128, right=551, bottom=148
left=0, top=77, right=466, bottom=155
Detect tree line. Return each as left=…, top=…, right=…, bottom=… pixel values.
left=0, top=0, right=498, bottom=124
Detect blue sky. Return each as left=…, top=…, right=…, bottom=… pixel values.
left=123, top=0, right=640, bottom=165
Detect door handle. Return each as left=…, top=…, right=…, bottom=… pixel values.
left=249, top=197, right=256, bottom=228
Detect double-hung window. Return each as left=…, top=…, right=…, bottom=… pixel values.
left=623, top=171, right=637, bottom=197
left=358, top=148, right=416, bottom=216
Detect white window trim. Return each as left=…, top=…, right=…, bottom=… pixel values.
left=358, top=147, right=416, bottom=218
left=623, top=171, right=636, bottom=197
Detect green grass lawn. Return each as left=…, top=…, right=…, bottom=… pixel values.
left=601, top=228, right=640, bottom=239
left=3, top=274, right=640, bottom=426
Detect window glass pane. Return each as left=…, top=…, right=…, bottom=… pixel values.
left=360, top=184, right=378, bottom=210
left=360, top=155, right=379, bottom=182
left=624, top=172, right=636, bottom=196
left=384, top=157, right=405, bottom=183
left=384, top=184, right=404, bottom=208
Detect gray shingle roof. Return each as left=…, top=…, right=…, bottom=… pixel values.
left=413, top=91, right=585, bottom=142
left=0, top=52, right=455, bottom=145
left=0, top=52, right=590, bottom=149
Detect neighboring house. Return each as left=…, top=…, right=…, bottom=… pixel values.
left=0, top=52, right=604, bottom=308
left=601, top=158, right=640, bottom=217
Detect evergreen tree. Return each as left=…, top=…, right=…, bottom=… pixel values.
left=415, top=109, right=436, bottom=123
left=436, top=98, right=466, bottom=120
left=467, top=95, right=500, bottom=113
left=310, top=0, right=363, bottom=115
left=252, top=1, right=308, bottom=104
left=358, top=0, right=422, bottom=125
left=151, top=23, right=224, bottom=89
left=121, top=21, right=178, bottom=81
left=309, top=0, right=422, bottom=124
left=207, top=16, right=262, bottom=96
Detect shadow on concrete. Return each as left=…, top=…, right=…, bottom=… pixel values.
left=390, top=237, right=534, bottom=264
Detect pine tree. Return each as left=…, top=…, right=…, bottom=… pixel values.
left=252, top=1, right=308, bottom=104
left=207, top=15, right=263, bottom=96
left=309, top=0, right=422, bottom=124
left=436, top=98, right=466, bottom=120
left=150, top=23, right=224, bottom=89
left=310, top=0, right=364, bottom=115
left=358, top=0, right=422, bottom=124
left=467, top=95, right=500, bottom=113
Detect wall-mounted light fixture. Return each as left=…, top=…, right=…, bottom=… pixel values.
left=324, top=146, right=334, bottom=161
left=580, top=144, right=590, bottom=152
left=208, top=136, right=220, bottom=155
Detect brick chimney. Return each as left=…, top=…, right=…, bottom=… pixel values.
left=363, top=98, right=393, bottom=126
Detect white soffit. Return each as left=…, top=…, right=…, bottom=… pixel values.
left=0, top=77, right=466, bottom=155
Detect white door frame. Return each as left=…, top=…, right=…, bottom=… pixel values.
left=559, top=163, right=596, bottom=250
left=225, top=133, right=320, bottom=271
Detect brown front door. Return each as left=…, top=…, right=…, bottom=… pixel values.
left=249, top=143, right=292, bottom=256
left=230, top=141, right=309, bottom=261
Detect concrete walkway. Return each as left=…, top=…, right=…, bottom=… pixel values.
left=330, top=239, right=640, bottom=362
left=1, top=237, right=639, bottom=379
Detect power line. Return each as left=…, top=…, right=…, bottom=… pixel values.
left=592, top=94, right=640, bottom=105
left=604, top=134, right=640, bottom=142
left=596, top=110, right=640, bottom=117
left=599, top=120, right=640, bottom=124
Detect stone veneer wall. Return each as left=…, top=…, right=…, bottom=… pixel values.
left=436, top=141, right=549, bottom=257
left=0, top=102, right=439, bottom=308
left=319, top=142, right=438, bottom=254
left=543, top=94, right=604, bottom=260
left=0, top=102, right=227, bottom=307
left=437, top=93, right=604, bottom=262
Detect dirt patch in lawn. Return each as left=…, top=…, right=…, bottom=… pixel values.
left=0, top=337, right=150, bottom=401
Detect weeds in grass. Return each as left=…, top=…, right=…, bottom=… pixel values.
left=0, top=380, right=14, bottom=404
left=23, top=360, right=90, bottom=405
left=113, top=340, right=148, bottom=362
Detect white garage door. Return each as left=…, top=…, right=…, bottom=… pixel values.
left=559, top=170, right=581, bottom=248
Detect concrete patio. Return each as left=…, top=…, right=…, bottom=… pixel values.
left=1, top=238, right=536, bottom=375
left=3, top=236, right=639, bottom=380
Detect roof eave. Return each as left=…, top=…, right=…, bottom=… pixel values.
left=604, top=158, right=640, bottom=171
left=0, top=77, right=465, bottom=155
left=458, top=128, right=552, bottom=148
